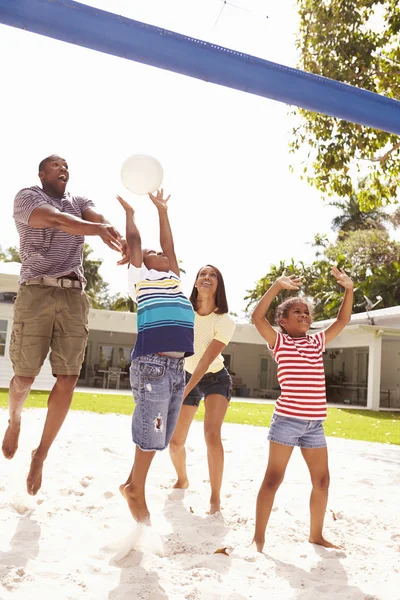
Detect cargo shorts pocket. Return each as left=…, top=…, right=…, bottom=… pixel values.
left=9, top=322, right=23, bottom=363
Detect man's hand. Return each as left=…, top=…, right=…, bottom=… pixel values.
left=117, top=195, right=135, bottom=214
left=97, top=224, right=122, bottom=252
left=149, top=188, right=170, bottom=211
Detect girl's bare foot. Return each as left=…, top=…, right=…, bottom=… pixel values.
left=27, top=449, right=45, bottom=496
left=173, top=478, right=189, bottom=489
left=2, top=419, right=21, bottom=459
left=251, top=537, right=265, bottom=553
left=119, top=483, right=128, bottom=499
left=309, top=536, right=342, bottom=549
left=209, top=502, right=221, bottom=515
left=123, top=484, right=151, bottom=524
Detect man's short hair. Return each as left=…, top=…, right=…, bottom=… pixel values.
left=38, top=155, right=61, bottom=172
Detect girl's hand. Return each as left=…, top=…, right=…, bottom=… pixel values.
left=117, top=195, right=134, bottom=215
left=332, top=266, right=354, bottom=289
left=149, top=188, right=171, bottom=211
left=276, top=274, right=302, bottom=290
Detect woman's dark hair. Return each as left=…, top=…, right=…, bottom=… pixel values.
left=189, top=264, right=229, bottom=314
left=275, top=297, right=313, bottom=333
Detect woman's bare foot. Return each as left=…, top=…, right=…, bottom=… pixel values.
left=209, top=501, right=221, bottom=515
left=173, top=478, right=189, bottom=490
left=26, top=449, right=45, bottom=496
left=309, top=536, right=342, bottom=549
left=251, top=537, right=265, bottom=553
left=2, top=419, right=21, bottom=459
left=119, top=483, right=128, bottom=499
left=123, top=484, right=151, bottom=524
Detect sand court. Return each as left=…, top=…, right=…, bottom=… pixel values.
left=1, top=408, right=399, bottom=600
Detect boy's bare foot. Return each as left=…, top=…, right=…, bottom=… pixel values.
left=251, top=538, right=265, bottom=553
left=173, top=478, right=189, bottom=490
left=123, top=484, right=151, bottom=524
left=27, top=449, right=45, bottom=496
left=2, top=419, right=21, bottom=459
left=309, top=536, right=342, bottom=549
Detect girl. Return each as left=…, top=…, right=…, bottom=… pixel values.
left=251, top=267, right=354, bottom=552
left=169, top=265, right=236, bottom=514
left=117, top=190, right=194, bottom=524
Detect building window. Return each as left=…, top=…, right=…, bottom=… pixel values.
left=97, top=345, right=114, bottom=369
left=0, top=320, right=7, bottom=357
left=117, top=347, right=132, bottom=369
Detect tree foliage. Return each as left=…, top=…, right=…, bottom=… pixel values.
left=291, top=0, right=400, bottom=208
left=245, top=230, right=400, bottom=323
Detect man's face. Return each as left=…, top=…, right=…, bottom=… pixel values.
left=39, top=156, right=69, bottom=196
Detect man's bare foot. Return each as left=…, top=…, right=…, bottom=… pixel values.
left=309, top=536, right=342, bottom=549
left=2, top=419, right=21, bottom=459
left=173, top=478, right=189, bottom=490
left=123, top=484, right=151, bottom=524
left=251, top=538, right=265, bottom=553
left=26, top=450, right=44, bottom=496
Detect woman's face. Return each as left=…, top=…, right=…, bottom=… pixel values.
left=195, top=265, right=218, bottom=296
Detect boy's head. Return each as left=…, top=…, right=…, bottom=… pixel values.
left=275, top=297, right=313, bottom=337
left=143, top=249, right=170, bottom=272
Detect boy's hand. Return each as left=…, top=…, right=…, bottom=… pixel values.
left=276, top=274, right=302, bottom=290
left=117, top=195, right=134, bottom=215
left=117, top=238, right=131, bottom=266
left=332, top=266, right=354, bottom=290
left=149, top=188, right=171, bottom=211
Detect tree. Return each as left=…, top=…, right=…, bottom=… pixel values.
left=0, top=246, right=21, bottom=262
left=245, top=230, right=400, bottom=323
left=81, top=244, right=110, bottom=308
left=291, top=0, right=400, bottom=208
left=329, top=184, right=394, bottom=239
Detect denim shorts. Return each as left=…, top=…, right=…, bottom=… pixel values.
left=183, top=367, right=232, bottom=407
left=268, top=414, right=327, bottom=448
left=130, top=354, right=185, bottom=451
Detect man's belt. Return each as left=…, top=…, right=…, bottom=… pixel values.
left=24, top=277, right=82, bottom=289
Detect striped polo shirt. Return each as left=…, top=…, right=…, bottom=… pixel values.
left=269, top=331, right=327, bottom=420
left=129, top=264, right=194, bottom=360
left=13, top=186, right=94, bottom=284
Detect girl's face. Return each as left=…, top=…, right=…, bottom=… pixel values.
left=195, top=266, right=218, bottom=296
left=279, top=302, right=311, bottom=337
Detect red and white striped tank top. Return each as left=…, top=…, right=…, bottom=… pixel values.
left=269, top=331, right=327, bottom=420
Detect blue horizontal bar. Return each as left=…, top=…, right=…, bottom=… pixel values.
left=1, top=0, right=400, bottom=135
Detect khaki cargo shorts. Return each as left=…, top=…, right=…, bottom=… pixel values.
left=10, top=284, right=90, bottom=377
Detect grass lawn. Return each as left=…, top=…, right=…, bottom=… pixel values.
left=0, top=389, right=399, bottom=445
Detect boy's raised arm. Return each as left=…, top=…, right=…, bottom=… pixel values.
left=149, top=189, right=180, bottom=276
left=116, top=195, right=143, bottom=268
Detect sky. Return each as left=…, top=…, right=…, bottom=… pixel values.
left=0, top=0, right=340, bottom=317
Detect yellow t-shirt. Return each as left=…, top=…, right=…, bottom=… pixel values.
left=184, top=312, right=236, bottom=374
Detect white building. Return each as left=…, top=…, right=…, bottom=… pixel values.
left=1, top=262, right=399, bottom=410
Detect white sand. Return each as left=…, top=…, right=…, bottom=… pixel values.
left=0, top=408, right=399, bottom=600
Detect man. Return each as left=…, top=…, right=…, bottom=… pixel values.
left=2, top=154, right=127, bottom=495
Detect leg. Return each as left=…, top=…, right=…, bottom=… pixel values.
left=253, top=441, right=294, bottom=552
left=2, top=375, right=35, bottom=459
left=121, top=446, right=156, bottom=524
left=169, top=404, right=198, bottom=489
left=301, top=447, right=339, bottom=548
left=27, top=374, right=78, bottom=495
left=203, top=394, right=229, bottom=514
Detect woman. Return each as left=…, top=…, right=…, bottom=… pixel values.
left=169, top=264, right=236, bottom=514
